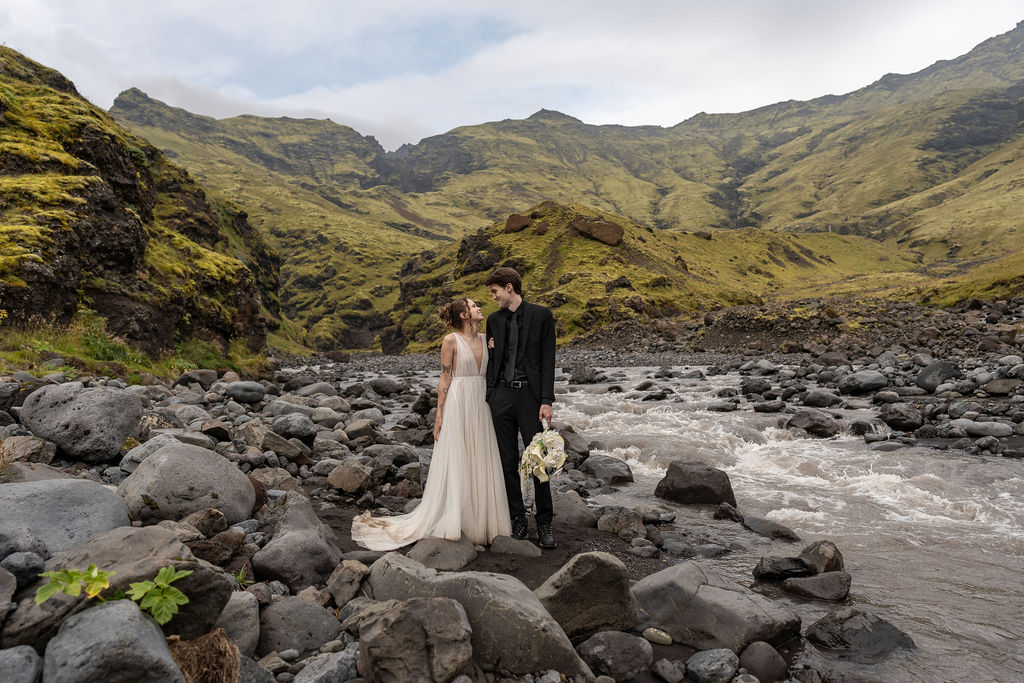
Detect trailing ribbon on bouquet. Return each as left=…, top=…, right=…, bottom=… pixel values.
left=518, top=420, right=566, bottom=514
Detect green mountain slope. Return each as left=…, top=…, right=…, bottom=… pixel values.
left=109, top=21, right=1024, bottom=350
left=393, top=202, right=924, bottom=351
left=0, top=47, right=277, bottom=354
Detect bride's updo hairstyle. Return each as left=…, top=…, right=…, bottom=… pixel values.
left=438, top=297, right=471, bottom=329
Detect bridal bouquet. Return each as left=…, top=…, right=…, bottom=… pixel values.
left=519, top=421, right=566, bottom=512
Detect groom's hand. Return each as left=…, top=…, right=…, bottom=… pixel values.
left=539, top=404, right=553, bottom=423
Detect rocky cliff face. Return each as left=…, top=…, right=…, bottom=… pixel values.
left=0, top=47, right=279, bottom=354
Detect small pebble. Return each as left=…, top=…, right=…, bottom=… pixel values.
left=643, top=627, right=673, bottom=645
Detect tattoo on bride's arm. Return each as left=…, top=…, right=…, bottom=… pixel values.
left=441, top=364, right=452, bottom=375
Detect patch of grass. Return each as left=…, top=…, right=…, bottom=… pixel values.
left=0, top=308, right=269, bottom=381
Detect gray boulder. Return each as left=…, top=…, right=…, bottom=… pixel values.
left=327, top=560, right=371, bottom=607
left=0, top=462, right=72, bottom=483
left=949, top=418, right=1014, bottom=437
left=553, top=490, right=598, bottom=528
left=1, top=525, right=234, bottom=649
left=42, top=600, right=186, bottom=682
left=578, top=454, right=634, bottom=485
left=685, top=648, right=739, bottom=683
left=739, top=641, right=788, bottom=683
left=535, top=552, right=636, bottom=643
left=0, top=435, right=56, bottom=465
left=741, top=517, right=801, bottom=542
left=294, top=382, right=338, bottom=398
left=19, top=383, right=143, bottom=463
left=2, top=552, right=44, bottom=590
left=359, top=597, right=473, bottom=682
left=798, top=540, right=845, bottom=574
left=786, top=409, right=841, bottom=438
left=596, top=506, right=646, bottom=541
left=366, top=553, right=592, bottom=677
left=118, top=433, right=180, bottom=474
left=327, top=459, right=373, bottom=495
left=225, top=381, right=266, bottom=404
left=293, top=643, right=360, bottom=683
left=752, top=556, right=812, bottom=581
left=214, top=590, right=260, bottom=658
left=0, top=644, right=42, bottom=683
left=633, top=561, right=800, bottom=651
left=272, top=413, right=318, bottom=441
left=256, top=596, right=341, bottom=657
left=801, top=389, right=842, bottom=408
left=837, top=370, right=888, bottom=395
left=118, top=443, right=255, bottom=524
left=407, top=536, right=477, bottom=571
left=782, top=571, right=852, bottom=601
left=576, top=631, right=652, bottom=681
left=806, top=606, right=916, bottom=657
left=654, top=461, right=736, bottom=507
left=0, top=567, right=15, bottom=623
left=879, top=403, right=924, bottom=431
left=252, top=494, right=342, bottom=592
left=916, top=361, right=961, bottom=393
left=0, top=479, right=130, bottom=558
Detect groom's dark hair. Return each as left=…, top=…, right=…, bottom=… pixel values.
left=485, top=267, right=522, bottom=295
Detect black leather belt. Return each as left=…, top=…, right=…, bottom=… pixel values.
left=499, top=379, right=528, bottom=388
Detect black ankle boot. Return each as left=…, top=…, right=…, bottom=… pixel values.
left=511, top=517, right=528, bottom=540
left=538, top=524, right=556, bottom=549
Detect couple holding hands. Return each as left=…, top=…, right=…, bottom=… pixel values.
left=352, top=267, right=558, bottom=551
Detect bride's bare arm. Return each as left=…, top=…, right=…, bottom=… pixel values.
left=433, top=334, right=457, bottom=440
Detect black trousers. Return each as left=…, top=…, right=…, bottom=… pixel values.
left=488, top=384, right=553, bottom=526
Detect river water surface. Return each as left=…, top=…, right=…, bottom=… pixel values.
left=552, top=365, right=1024, bottom=682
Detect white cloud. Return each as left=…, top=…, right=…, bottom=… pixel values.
left=2, top=0, right=1022, bottom=148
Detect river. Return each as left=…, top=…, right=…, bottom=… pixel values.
left=553, top=365, right=1024, bottom=683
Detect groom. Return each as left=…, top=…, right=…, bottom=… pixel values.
left=485, top=267, right=557, bottom=549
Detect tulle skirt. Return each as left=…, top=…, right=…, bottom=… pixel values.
left=351, top=376, right=511, bottom=550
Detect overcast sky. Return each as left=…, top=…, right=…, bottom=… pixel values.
left=2, top=1, right=1022, bottom=150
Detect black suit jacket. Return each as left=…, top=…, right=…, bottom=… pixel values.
left=486, top=301, right=556, bottom=406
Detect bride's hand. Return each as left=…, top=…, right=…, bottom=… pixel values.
left=433, top=420, right=442, bottom=441
left=487, top=337, right=494, bottom=349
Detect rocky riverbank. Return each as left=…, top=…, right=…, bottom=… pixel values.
left=1, top=296, right=1022, bottom=681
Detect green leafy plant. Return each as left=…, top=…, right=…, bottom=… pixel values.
left=232, top=565, right=254, bottom=590
left=126, top=565, right=193, bottom=625
left=35, top=564, right=115, bottom=604
left=34, top=563, right=192, bottom=625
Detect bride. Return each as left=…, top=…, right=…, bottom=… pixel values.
left=351, top=297, right=512, bottom=550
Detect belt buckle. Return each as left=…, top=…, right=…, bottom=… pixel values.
left=511, top=380, right=526, bottom=389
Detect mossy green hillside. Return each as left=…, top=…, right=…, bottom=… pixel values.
left=394, top=202, right=924, bottom=351
left=0, top=46, right=279, bottom=355
left=110, top=21, right=1024, bottom=350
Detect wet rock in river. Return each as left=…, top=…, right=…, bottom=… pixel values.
left=742, top=517, right=801, bottom=542
left=782, top=571, right=852, bottom=601
left=786, top=409, right=840, bottom=438
left=654, top=461, right=736, bottom=507
left=806, top=606, right=916, bottom=657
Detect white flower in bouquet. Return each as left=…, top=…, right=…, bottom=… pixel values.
left=518, top=422, right=566, bottom=513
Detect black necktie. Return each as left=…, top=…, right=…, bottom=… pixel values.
left=504, top=310, right=518, bottom=382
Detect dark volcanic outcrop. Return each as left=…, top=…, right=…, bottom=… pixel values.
left=0, top=48, right=278, bottom=354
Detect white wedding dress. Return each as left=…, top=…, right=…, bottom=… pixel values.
left=351, top=333, right=511, bottom=550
